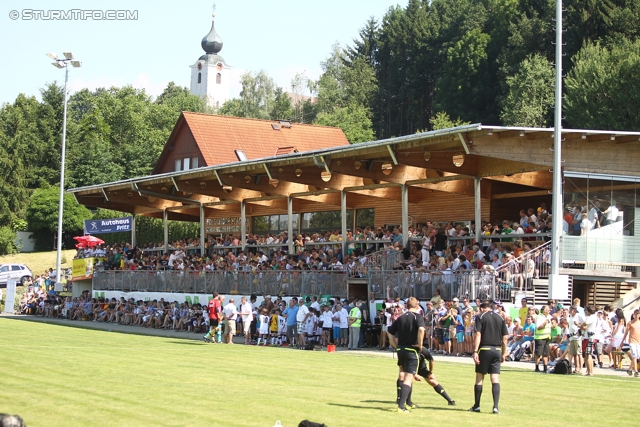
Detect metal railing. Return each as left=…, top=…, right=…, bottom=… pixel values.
left=368, top=269, right=506, bottom=301
left=366, top=248, right=404, bottom=272
left=92, top=270, right=348, bottom=298
left=494, top=240, right=552, bottom=291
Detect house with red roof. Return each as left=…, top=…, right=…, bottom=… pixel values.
left=152, top=112, right=350, bottom=175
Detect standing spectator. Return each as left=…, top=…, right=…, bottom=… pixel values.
left=283, top=298, right=299, bottom=347
left=296, top=298, right=310, bottom=348
left=239, top=296, right=253, bottom=345
left=610, top=309, right=626, bottom=368
left=534, top=305, right=552, bottom=373
left=622, top=309, right=640, bottom=377
left=568, top=305, right=586, bottom=374
left=222, top=298, right=238, bottom=344
left=469, top=302, right=508, bottom=414
left=518, top=298, right=529, bottom=326
left=348, top=300, right=362, bottom=350
left=584, top=305, right=598, bottom=376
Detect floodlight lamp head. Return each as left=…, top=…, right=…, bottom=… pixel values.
left=46, top=52, right=57, bottom=60
left=71, top=61, right=81, bottom=68
left=51, top=62, right=64, bottom=69
left=63, top=52, right=74, bottom=60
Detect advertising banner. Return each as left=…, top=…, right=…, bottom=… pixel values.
left=3, top=279, right=16, bottom=313
left=72, top=258, right=105, bottom=280
left=84, top=217, right=132, bottom=234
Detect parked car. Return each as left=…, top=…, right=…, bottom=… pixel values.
left=0, top=264, right=33, bottom=287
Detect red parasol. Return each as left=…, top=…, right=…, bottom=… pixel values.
left=73, top=235, right=105, bottom=248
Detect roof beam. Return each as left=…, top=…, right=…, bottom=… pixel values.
left=485, top=170, right=553, bottom=190
left=270, top=166, right=363, bottom=190
left=328, top=158, right=426, bottom=184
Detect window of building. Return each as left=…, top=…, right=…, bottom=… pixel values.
left=216, top=73, right=221, bottom=84
left=191, top=157, right=198, bottom=168
left=197, top=72, right=201, bottom=84
left=175, top=159, right=181, bottom=172
left=183, top=157, right=190, bottom=171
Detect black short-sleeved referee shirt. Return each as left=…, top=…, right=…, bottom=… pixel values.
left=388, top=311, right=425, bottom=347
left=475, top=310, right=508, bottom=347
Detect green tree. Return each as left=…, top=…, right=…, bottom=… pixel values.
left=429, top=111, right=471, bottom=131
left=25, top=186, right=91, bottom=251
left=269, top=87, right=294, bottom=121
left=565, top=39, right=640, bottom=130
left=0, top=226, right=19, bottom=255
left=500, top=54, right=555, bottom=127
left=219, top=71, right=276, bottom=119
left=435, top=28, right=493, bottom=123
left=315, top=103, right=375, bottom=143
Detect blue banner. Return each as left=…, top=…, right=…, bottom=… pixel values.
left=84, top=217, right=132, bottom=234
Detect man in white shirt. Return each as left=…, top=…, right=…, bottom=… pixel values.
left=568, top=305, right=586, bottom=374
left=472, top=245, right=486, bottom=264
left=310, top=296, right=321, bottom=312
left=239, top=297, right=253, bottom=345
left=584, top=305, right=598, bottom=376
left=603, top=201, right=619, bottom=225
left=222, top=299, right=239, bottom=344
left=296, top=299, right=310, bottom=348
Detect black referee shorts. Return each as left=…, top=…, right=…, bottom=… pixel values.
left=397, top=348, right=419, bottom=375
left=476, top=347, right=502, bottom=375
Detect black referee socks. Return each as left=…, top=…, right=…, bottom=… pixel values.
left=399, top=384, right=412, bottom=409
left=434, top=384, right=452, bottom=403
left=396, top=379, right=402, bottom=404
left=492, top=383, right=500, bottom=409
left=473, top=384, right=482, bottom=408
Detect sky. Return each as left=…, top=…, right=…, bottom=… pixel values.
left=0, top=0, right=398, bottom=104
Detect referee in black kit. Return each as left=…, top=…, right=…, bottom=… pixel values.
left=387, top=297, right=425, bottom=413
left=469, top=301, right=508, bottom=414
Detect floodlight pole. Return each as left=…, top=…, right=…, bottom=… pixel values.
left=50, top=53, right=80, bottom=286
left=550, top=1, right=563, bottom=278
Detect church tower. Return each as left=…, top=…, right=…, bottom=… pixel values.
left=189, top=9, right=231, bottom=108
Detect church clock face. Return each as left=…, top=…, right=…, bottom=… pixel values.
left=216, top=63, right=223, bottom=71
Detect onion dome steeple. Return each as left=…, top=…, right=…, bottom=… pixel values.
left=201, top=8, right=223, bottom=55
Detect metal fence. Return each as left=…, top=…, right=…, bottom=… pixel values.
left=92, top=270, right=348, bottom=298
left=367, top=249, right=404, bottom=272
left=368, top=269, right=511, bottom=302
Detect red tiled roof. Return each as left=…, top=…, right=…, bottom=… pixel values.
left=183, top=112, right=348, bottom=166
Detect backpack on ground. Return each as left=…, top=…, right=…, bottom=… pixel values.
left=552, top=359, right=571, bottom=374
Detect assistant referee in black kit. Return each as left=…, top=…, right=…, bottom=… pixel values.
left=469, top=301, right=508, bottom=414
left=387, top=297, right=425, bottom=413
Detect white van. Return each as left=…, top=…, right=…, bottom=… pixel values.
left=0, top=264, right=33, bottom=286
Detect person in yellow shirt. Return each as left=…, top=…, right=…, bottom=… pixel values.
left=518, top=298, right=529, bottom=326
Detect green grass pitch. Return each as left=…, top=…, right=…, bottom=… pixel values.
left=1, top=318, right=638, bottom=427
